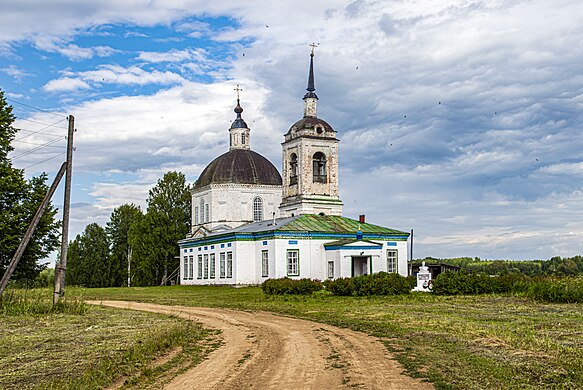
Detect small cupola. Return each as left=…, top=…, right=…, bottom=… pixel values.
left=229, top=84, right=251, bottom=150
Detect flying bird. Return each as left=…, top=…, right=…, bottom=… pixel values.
left=356, top=66, right=359, bottom=70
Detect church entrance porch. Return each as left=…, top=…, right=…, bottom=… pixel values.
left=351, top=256, right=370, bottom=277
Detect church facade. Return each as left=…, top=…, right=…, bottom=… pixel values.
left=179, top=50, right=410, bottom=285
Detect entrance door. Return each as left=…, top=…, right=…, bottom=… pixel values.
left=352, top=256, right=369, bottom=277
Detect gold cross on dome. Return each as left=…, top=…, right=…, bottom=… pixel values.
left=234, top=84, right=243, bottom=100
left=309, top=42, right=319, bottom=55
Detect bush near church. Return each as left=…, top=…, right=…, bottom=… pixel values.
left=432, top=270, right=583, bottom=303
left=431, top=270, right=530, bottom=295
left=326, top=272, right=414, bottom=296
left=262, top=277, right=323, bottom=295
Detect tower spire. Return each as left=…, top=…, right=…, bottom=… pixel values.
left=229, top=84, right=250, bottom=150
left=303, top=44, right=319, bottom=117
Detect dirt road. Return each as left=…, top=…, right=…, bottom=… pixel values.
left=90, top=301, right=433, bottom=389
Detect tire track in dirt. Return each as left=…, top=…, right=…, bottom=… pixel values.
left=88, top=301, right=433, bottom=390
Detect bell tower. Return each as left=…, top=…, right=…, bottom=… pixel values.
left=279, top=45, right=343, bottom=217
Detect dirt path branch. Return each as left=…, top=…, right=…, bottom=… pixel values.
left=88, top=301, right=433, bottom=390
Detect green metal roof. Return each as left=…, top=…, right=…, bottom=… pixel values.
left=276, top=214, right=408, bottom=235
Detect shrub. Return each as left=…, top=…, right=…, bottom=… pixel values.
left=327, top=272, right=411, bottom=296
left=527, top=277, right=583, bottom=303
left=262, top=278, right=322, bottom=295
left=326, top=277, right=354, bottom=296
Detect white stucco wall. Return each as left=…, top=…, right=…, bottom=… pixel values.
left=191, top=183, right=282, bottom=232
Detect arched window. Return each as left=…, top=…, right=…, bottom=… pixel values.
left=199, top=198, right=204, bottom=223
left=241, top=133, right=246, bottom=144
left=313, top=152, right=327, bottom=183
left=253, top=197, right=263, bottom=222
left=289, top=153, right=298, bottom=185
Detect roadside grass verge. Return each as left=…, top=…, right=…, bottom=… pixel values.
left=76, top=286, right=583, bottom=389
left=0, top=288, right=217, bottom=390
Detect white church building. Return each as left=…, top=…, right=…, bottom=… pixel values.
left=178, top=49, right=410, bottom=285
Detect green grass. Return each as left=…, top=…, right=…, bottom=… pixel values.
left=0, top=288, right=217, bottom=390
left=76, top=285, right=583, bottom=389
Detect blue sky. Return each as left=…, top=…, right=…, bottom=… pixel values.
left=1, top=0, right=583, bottom=261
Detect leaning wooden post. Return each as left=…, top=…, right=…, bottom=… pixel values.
left=53, top=115, right=75, bottom=304
left=0, top=162, right=67, bottom=297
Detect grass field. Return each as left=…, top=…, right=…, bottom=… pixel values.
left=0, top=289, right=217, bottom=390
left=76, top=286, right=583, bottom=389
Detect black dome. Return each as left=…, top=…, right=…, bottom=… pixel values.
left=195, top=149, right=282, bottom=188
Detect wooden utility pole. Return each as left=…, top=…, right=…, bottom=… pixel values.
left=0, top=162, right=67, bottom=297
left=53, top=115, right=75, bottom=304
left=127, top=247, right=132, bottom=287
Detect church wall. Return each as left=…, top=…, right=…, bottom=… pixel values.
left=191, top=184, right=282, bottom=232
left=179, top=235, right=409, bottom=285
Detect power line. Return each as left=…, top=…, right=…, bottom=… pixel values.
left=13, top=139, right=66, bottom=148
left=11, top=137, right=66, bottom=160
left=15, top=117, right=68, bottom=141
left=17, top=117, right=68, bottom=129
left=5, top=97, right=68, bottom=119
left=16, top=128, right=64, bottom=138
left=22, top=152, right=67, bottom=170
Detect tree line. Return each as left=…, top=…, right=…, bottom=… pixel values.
left=66, top=171, right=191, bottom=287
left=412, top=256, right=583, bottom=276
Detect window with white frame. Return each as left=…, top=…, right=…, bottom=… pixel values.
left=199, top=199, right=204, bottom=223
left=226, top=252, right=233, bottom=278
left=287, top=250, right=299, bottom=276
left=183, top=256, right=188, bottom=279
left=205, top=204, right=210, bottom=223
left=188, top=255, right=194, bottom=280
left=197, top=255, right=203, bottom=279
left=387, top=250, right=398, bottom=273
left=241, top=133, right=246, bottom=144
left=209, top=253, right=216, bottom=279
left=261, top=250, right=269, bottom=277
left=253, top=197, right=263, bottom=222
left=327, top=261, right=334, bottom=279
left=203, top=254, right=209, bottom=279
left=220, top=252, right=226, bottom=278
left=194, top=206, right=199, bottom=225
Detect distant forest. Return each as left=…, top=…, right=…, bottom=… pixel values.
left=411, top=256, right=583, bottom=276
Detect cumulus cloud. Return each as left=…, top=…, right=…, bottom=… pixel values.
left=42, top=65, right=186, bottom=91
left=1, top=65, right=30, bottom=80
left=43, top=77, right=91, bottom=92
left=136, top=48, right=208, bottom=63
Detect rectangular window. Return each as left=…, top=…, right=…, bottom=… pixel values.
left=261, top=250, right=269, bottom=277
left=197, top=255, right=203, bottom=279
left=328, top=261, right=334, bottom=279
left=387, top=250, right=398, bottom=273
left=188, top=255, right=194, bottom=280
left=205, top=204, right=210, bottom=223
left=194, top=206, right=199, bottom=225
left=209, top=253, right=216, bottom=279
left=220, top=252, right=226, bottom=278
left=287, top=250, right=299, bottom=276
left=226, top=252, right=233, bottom=278
left=203, top=254, right=209, bottom=279
left=183, top=256, right=188, bottom=279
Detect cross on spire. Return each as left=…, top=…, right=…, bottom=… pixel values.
left=309, top=42, right=319, bottom=56
left=234, top=84, right=243, bottom=100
